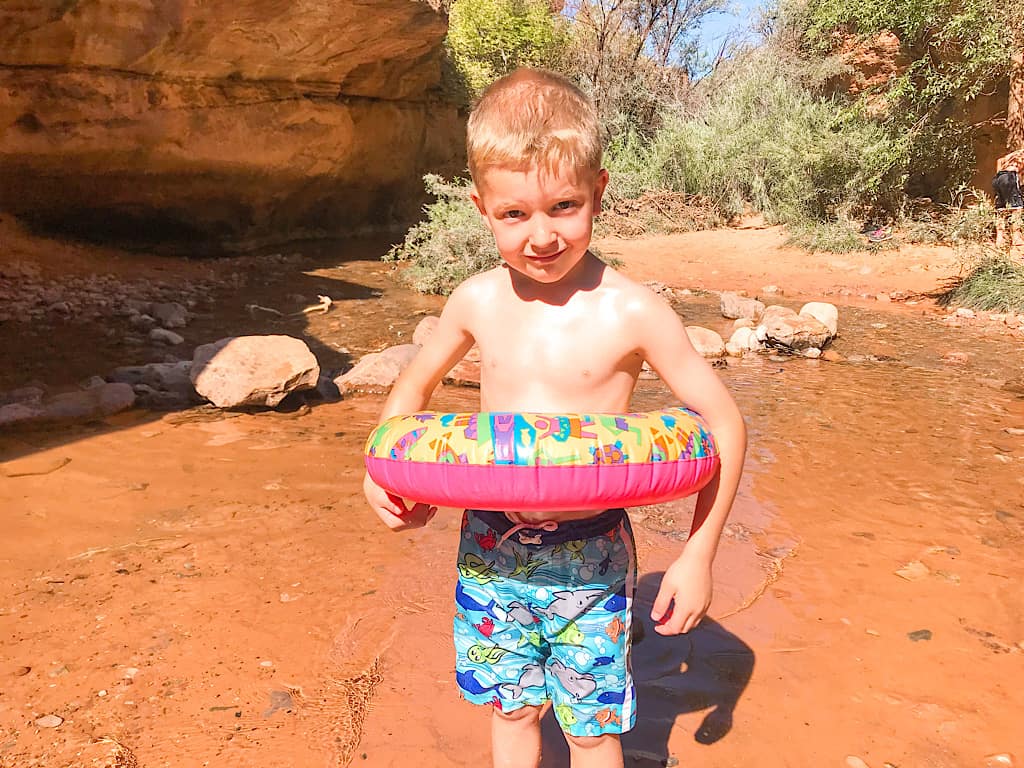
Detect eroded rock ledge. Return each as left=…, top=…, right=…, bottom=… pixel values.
left=0, top=0, right=464, bottom=251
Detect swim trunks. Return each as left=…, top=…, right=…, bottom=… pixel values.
left=453, top=508, right=637, bottom=737
left=993, top=170, right=1023, bottom=209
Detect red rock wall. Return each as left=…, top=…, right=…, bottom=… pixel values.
left=0, top=1, right=465, bottom=250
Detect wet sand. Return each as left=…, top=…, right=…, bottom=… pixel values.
left=1, top=226, right=1022, bottom=767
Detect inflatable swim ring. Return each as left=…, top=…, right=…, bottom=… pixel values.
left=364, top=407, right=719, bottom=512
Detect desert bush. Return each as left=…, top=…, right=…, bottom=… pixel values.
left=942, top=253, right=1024, bottom=312
left=384, top=175, right=498, bottom=295
left=605, top=52, right=907, bottom=229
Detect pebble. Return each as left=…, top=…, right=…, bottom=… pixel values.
left=761, top=285, right=782, bottom=295
left=1004, top=428, right=1024, bottom=436
left=35, top=714, right=63, bottom=728
left=955, top=307, right=976, bottom=318
left=803, top=347, right=822, bottom=359
left=150, top=328, right=185, bottom=345
left=259, top=660, right=274, bottom=667
left=97, top=689, right=107, bottom=697
left=984, top=754, right=1016, bottom=768
left=907, top=629, right=932, bottom=642
left=895, top=561, right=930, bottom=581
left=845, top=757, right=870, bottom=768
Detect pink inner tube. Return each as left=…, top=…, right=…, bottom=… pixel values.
left=364, top=408, right=720, bottom=512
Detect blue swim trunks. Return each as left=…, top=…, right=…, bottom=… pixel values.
left=453, top=508, right=637, bottom=737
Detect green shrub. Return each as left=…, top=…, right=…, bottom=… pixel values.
left=385, top=175, right=498, bottom=295
left=605, top=52, right=907, bottom=230
left=446, top=0, right=567, bottom=97
left=943, top=254, right=1024, bottom=312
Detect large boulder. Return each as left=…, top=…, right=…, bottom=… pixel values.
left=191, top=335, right=319, bottom=408
left=0, top=1, right=463, bottom=250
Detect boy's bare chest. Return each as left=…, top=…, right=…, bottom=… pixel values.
left=471, top=303, right=637, bottom=383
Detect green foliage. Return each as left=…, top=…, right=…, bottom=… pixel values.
left=446, top=0, right=568, bottom=96
left=797, top=0, right=1019, bottom=199
left=384, top=175, right=498, bottom=295
left=605, top=53, right=907, bottom=229
left=943, top=254, right=1024, bottom=312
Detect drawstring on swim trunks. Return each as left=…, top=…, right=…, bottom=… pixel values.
left=497, top=512, right=559, bottom=547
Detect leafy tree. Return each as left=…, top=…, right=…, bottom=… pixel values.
left=446, top=0, right=569, bottom=96
left=795, top=0, right=1021, bottom=196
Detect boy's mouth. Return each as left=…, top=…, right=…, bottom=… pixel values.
left=526, top=249, right=565, bottom=264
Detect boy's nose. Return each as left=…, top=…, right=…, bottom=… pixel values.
left=528, top=219, right=558, bottom=250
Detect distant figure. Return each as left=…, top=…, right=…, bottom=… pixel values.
left=993, top=149, right=1024, bottom=250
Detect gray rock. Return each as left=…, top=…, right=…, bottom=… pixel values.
left=43, top=383, right=136, bottom=421
left=335, top=344, right=420, bottom=394
left=191, top=335, right=320, bottom=408
left=129, top=313, right=156, bottom=330
left=79, top=375, right=108, bottom=390
left=0, top=386, right=46, bottom=406
left=685, top=326, right=726, bottom=358
left=150, top=328, right=184, bottom=345
left=720, top=292, right=765, bottom=321
left=0, top=402, right=46, bottom=426
left=151, top=302, right=189, bottom=328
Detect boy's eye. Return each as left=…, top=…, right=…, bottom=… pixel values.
left=554, top=200, right=578, bottom=211
left=501, top=209, right=525, bottom=219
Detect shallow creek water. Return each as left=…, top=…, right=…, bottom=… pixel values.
left=1, top=247, right=1022, bottom=767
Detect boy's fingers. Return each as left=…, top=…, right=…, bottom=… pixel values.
left=650, top=589, right=673, bottom=622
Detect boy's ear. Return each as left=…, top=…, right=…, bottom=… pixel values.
left=593, top=169, right=610, bottom=214
left=469, top=185, right=494, bottom=231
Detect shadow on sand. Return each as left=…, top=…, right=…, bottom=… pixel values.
left=540, top=571, right=754, bottom=767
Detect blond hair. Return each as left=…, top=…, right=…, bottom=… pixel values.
left=467, top=68, right=602, bottom=181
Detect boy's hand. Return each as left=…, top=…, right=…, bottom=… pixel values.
left=650, top=554, right=713, bottom=635
left=363, top=473, right=437, bottom=531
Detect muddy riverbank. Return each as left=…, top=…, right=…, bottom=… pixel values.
left=1, top=224, right=1022, bottom=767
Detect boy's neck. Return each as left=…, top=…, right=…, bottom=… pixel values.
left=508, top=251, right=604, bottom=305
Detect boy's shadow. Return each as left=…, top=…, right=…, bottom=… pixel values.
left=540, top=572, right=754, bottom=767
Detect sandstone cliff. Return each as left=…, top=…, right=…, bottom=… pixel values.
left=0, top=0, right=465, bottom=251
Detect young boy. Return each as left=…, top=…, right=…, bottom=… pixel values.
left=363, top=68, right=746, bottom=768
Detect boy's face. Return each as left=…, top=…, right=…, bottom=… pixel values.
left=471, top=164, right=609, bottom=285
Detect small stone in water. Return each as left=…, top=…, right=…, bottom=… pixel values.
left=259, top=660, right=274, bottom=667
left=983, top=754, right=1016, bottom=768
left=35, top=714, right=63, bottom=728
left=907, top=629, right=932, bottom=642
left=845, top=756, right=870, bottom=768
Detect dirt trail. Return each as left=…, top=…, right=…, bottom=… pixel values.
left=1, top=225, right=1022, bottom=768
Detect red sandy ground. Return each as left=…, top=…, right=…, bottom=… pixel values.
left=1, top=224, right=1021, bottom=768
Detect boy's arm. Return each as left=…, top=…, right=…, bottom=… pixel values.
left=364, top=282, right=478, bottom=531
left=636, top=294, right=748, bottom=635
